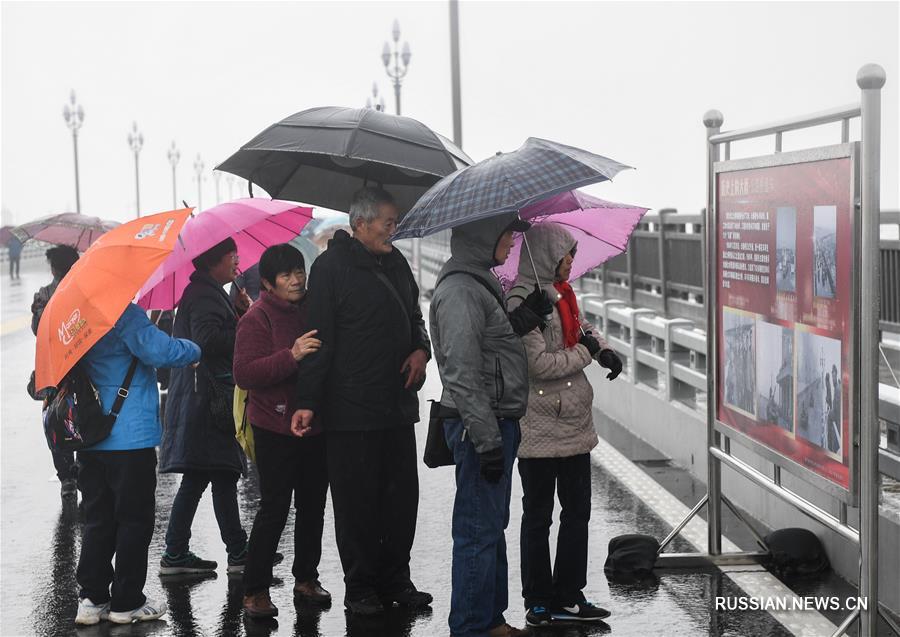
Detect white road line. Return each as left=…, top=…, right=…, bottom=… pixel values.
left=591, top=435, right=839, bottom=637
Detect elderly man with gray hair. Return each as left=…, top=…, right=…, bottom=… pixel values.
left=291, top=186, right=433, bottom=616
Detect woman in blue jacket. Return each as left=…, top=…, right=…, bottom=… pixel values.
left=74, top=303, right=200, bottom=626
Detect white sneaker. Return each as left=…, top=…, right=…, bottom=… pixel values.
left=107, top=597, right=168, bottom=624
left=74, top=598, right=110, bottom=625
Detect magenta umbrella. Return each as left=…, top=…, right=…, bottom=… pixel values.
left=11, top=212, right=120, bottom=251
left=137, top=198, right=313, bottom=310
left=493, top=190, right=648, bottom=291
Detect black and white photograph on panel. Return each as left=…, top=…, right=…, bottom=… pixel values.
left=813, top=205, right=837, bottom=298
left=775, top=206, right=796, bottom=293
left=756, top=319, right=794, bottom=432
left=796, top=329, right=842, bottom=456
left=722, top=307, right=756, bottom=417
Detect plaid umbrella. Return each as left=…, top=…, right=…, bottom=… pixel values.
left=392, top=137, right=632, bottom=240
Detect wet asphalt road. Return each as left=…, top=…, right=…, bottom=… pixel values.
left=0, top=264, right=816, bottom=636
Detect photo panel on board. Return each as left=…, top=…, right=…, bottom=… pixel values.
left=776, top=206, right=796, bottom=294
left=755, top=318, right=794, bottom=434
left=795, top=328, right=842, bottom=457
left=813, top=205, right=837, bottom=299
left=722, top=307, right=757, bottom=418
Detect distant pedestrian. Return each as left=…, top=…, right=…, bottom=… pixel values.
left=291, top=187, right=433, bottom=616
left=507, top=223, right=618, bottom=627
left=430, top=212, right=547, bottom=637
left=8, top=235, right=23, bottom=279
left=234, top=244, right=330, bottom=619
left=74, top=303, right=200, bottom=626
left=159, top=238, right=256, bottom=575
left=30, top=244, right=80, bottom=498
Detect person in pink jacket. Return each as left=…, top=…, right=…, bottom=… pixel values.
left=232, top=244, right=330, bottom=619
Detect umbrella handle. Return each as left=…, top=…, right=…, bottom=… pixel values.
left=521, top=233, right=542, bottom=288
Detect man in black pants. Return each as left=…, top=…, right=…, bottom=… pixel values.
left=292, top=187, right=432, bottom=616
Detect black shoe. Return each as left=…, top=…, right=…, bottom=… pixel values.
left=60, top=478, right=77, bottom=498
left=344, top=595, right=385, bottom=616
left=380, top=587, right=433, bottom=608
left=550, top=600, right=611, bottom=622
left=272, top=551, right=284, bottom=566
left=525, top=605, right=552, bottom=626
left=159, top=551, right=217, bottom=575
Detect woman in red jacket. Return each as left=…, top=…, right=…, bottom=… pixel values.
left=233, top=244, right=329, bottom=619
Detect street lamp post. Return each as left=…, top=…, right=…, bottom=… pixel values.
left=127, top=122, right=144, bottom=217
left=365, top=81, right=386, bottom=112
left=167, top=141, right=180, bottom=210
left=62, top=90, right=85, bottom=214
left=381, top=19, right=411, bottom=116
left=381, top=20, right=418, bottom=288
left=194, top=154, right=204, bottom=211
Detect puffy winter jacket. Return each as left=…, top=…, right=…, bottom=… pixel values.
left=81, top=303, right=200, bottom=451
left=430, top=213, right=529, bottom=454
left=507, top=222, right=606, bottom=458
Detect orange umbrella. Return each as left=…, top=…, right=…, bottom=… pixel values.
left=34, top=208, right=192, bottom=391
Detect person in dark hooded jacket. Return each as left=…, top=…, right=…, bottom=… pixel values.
left=291, top=186, right=432, bottom=616
left=430, top=212, right=551, bottom=637
left=159, top=238, right=255, bottom=575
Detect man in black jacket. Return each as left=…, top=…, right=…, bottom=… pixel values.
left=291, top=187, right=432, bottom=616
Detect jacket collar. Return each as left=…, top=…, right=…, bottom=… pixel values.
left=258, top=290, right=304, bottom=313
left=189, top=269, right=236, bottom=316
left=330, top=229, right=403, bottom=270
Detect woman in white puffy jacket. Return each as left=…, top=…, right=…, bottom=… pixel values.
left=507, top=222, right=622, bottom=628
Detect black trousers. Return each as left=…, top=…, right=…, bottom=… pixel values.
left=76, top=448, right=157, bottom=612
left=327, top=426, right=419, bottom=601
left=243, top=426, right=328, bottom=595
left=518, top=453, right=592, bottom=609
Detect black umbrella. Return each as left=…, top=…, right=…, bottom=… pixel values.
left=216, top=106, right=473, bottom=215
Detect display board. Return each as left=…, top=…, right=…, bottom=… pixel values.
left=714, top=144, right=858, bottom=498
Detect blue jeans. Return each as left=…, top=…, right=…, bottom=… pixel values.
left=164, top=470, right=247, bottom=557
left=444, top=418, right=521, bottom=637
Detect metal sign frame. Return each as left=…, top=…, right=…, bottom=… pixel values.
left=711, top=143, right=860, bottom=504
left=655, top=64, right=891, bottom=637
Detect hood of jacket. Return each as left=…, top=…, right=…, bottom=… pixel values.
left=516, top=222, right=577, bottom=287
left=450, top=212, right=523, bottom=270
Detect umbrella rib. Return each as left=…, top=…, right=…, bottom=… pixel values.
left=240, top=229, right=270, bottom=251
left=547, top=220, right=630, bottom=252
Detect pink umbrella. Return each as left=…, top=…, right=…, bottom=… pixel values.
left=11, top=212, right=120, bottom=251
left=137, top=198, right=313, bottom=310
left=493, top=190, right=648, bottom=291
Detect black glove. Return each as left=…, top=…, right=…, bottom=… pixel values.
left=598, top=348, right=623, bottom=380
left=508, top=304, right=544, bottom=336
left=523, top=284, right=554, bottom=320
left=478, top=446, right=505, bottom=483
left=578, top=333, right=602, bottom=356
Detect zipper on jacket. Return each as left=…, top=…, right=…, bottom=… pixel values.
left=494, top=356, right=505, bottom=404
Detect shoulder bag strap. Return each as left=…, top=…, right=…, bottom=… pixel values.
left=373, top=269, right=412, bottom=327
left=108, top=356, right=140, bottom=418
left=437, top=270, right=506, bottom=311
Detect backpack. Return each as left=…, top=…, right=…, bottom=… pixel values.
left=42, top=358, right=138, bottom=452
left=764, top=528, right=830, bottom=578
left=604, top=534, right=660, bottom=581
